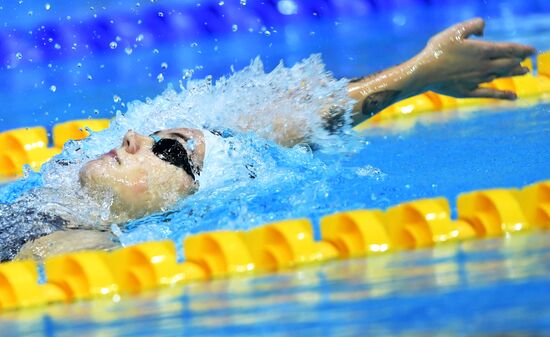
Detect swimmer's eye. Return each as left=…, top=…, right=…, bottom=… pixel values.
left=150, top=136, right=198, bottom=180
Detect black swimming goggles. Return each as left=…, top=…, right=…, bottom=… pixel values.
left=149, top=134, right=198, bottom=180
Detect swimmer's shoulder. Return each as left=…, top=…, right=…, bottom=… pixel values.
left=15, top=229, right=120, bottom=261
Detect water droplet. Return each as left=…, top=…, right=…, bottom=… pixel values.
left=277, top=0, right=298, bottom=15
left=125, top=47, right=133, bottom=55
left=15, top=52, right=22, bottom=60
left=182, top=69, right=194, bottom=79
left=161, top=62, right=168, bottom=69
left=232, top=24, right=238, bottom=32
left=49, top=85, right=57, bottom=92
left=45, top=3, right=51, bottom=10
left=113, top=95, right=121, bottom=103
left=157, top=73, right=164, bottom=83
left=109, top=41, right=118, bottom=49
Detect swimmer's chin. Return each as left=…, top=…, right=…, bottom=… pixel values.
left=80, top=174, right=196, bottom=223
left=79, top=158, right=199, bottom=222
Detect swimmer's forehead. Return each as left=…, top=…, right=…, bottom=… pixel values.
left=152, top=129, right=190, bottom=141
left=151, top=128, right=204, bottom=142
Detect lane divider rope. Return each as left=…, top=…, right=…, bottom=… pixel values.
left=0, top=179, right=548, bottom=311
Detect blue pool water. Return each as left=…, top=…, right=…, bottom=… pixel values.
left=1, top=1, right=550, bottom=336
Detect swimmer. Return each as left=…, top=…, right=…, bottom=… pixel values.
left=10, top=18, right=535, bottom=261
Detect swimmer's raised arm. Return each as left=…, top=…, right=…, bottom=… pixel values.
left=348, top=18, right=536, bottom=125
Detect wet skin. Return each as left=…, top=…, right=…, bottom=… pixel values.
left=79, top=128, right=206, bottom=219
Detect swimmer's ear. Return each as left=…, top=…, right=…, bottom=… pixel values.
left=177, top=179, right=199, bottom=194
left=191, top=181, right=200, bottom=192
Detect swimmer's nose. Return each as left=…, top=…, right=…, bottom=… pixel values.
left=122, top=130, right=141, bottom=154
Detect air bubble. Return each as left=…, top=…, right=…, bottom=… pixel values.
left=136, top=34, right=144, bottom=42
left=277, top=0, right=298, bottom=15
left=15, top=52, right=22, bottom=60
left=49, top=85, right=57, bottom=92
left=240, top=0, right=246, bottom=5
left=232, top=24, right=238, bottom=32
left=87, top=74, right=93, bottom=80
left=109, top=41, right=118, bottom=49
left=125, top=47, right=133, bottom=55
left=218, top=1, right=224, bottom=5
left=161, top=62, right=168, bottom=69
left=45, top=3, right=51, bottom=10
left=54, top=43, right=61, bottom=50
left=157, top=73, right=164, bottom=83
left=113, top=95, right=121, bottom=103
left=157, top=11, right=164, bottom=17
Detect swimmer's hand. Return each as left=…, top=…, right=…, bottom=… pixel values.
left=416, top=18, right=536, bottom=100
left=348, top=18, right=536, bottom=124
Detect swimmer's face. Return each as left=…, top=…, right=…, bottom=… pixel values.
left=79, top=128, right=205, bottom=218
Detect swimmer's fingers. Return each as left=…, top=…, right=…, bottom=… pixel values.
left=466, top=87, right=517, bottom=100
left=430, top=18, right=484, bottom=44
left=488, top=59, right=530, bottom=77
left=507, top=65, right=531, bottom=77
left=469, top=40, right=536, bottom=59
left=455, top=17, right=485, bottom=39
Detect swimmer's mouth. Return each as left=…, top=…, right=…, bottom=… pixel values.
left=102, top=149, right=121, bottom=165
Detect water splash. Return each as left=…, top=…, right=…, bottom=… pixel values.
left=1, top=55, right=375, bottom=254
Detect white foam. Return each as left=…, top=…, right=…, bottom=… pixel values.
left=19, top=54, right=355, bottom=228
